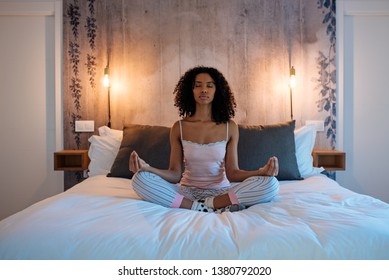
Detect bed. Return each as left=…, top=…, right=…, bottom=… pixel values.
left=1, top=121, right=389, bottom=259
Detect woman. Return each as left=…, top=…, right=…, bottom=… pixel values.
left=129, top=66, right=279, bottom=213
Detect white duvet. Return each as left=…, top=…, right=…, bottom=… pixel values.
left=1, top=174, right=389, bottom=259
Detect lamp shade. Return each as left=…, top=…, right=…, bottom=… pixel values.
left=290, top=66, right=296, bottom=88
left=103, top=67, right=110, bottom=88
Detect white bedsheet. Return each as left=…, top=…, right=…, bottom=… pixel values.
left=1, top=174, right=389, bottom=259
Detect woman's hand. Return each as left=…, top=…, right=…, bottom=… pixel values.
left=258, top=156, right=279, bottom=177
left=129, top=151, right=150, bottom=173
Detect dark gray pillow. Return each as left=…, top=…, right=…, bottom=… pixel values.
left=238, top=120, right=302, bottom=180
left=108, top=124, right=171, bottom=179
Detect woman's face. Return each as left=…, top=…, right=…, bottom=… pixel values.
left=193, top=73, right=216, bottom=105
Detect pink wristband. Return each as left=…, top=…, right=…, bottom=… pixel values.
left=228, top=191, right=239, bottom=205
left=170, top=194, right=184, bottom=208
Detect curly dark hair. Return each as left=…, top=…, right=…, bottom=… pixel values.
left=173, top=66, right=236, bottom=124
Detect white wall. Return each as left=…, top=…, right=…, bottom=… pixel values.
left=337, top=0, right=389, bottom=203
left=0, top=1, right=63, bottom=220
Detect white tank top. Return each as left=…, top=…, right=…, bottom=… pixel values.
left=179, top=120, right=230, bottom=189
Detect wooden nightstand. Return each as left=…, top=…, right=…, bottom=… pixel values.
left=312, top=150, right=346, bottom=171
left=54, top=150, right=90, bottom=171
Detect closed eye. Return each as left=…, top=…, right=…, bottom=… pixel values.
left=194, top=81, right=215, bottom=88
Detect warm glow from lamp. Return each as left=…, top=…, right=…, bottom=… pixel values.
left=289, top=66, right=296, bottom=120
left=103, top=67, right=110, bottom=88
left=103, top=66, right=111, bottom=127
left=289, top=66, right=296, bottom=88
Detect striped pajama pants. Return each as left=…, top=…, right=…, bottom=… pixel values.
left=132, top=171, right=280, bottom=208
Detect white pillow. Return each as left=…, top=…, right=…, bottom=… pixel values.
left=98, top=125, right=123, bottom=141
left=294, top=124, right=324, bottom=178
left=87, top=133, right=122, bottom=177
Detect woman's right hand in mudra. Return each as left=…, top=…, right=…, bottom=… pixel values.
left=129, top=151, right=150, bottom=173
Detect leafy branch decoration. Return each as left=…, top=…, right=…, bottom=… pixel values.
left=67, top=0, right=82, bottom=150
left=85, top=0, right=97, bottom=89
left=86, top=54, right=97, bottom=89
left=67, top=1, right=81, bottom=40
left=85, top=0, right=97, bottom=51
left=316, top=0, right=336, bottom=148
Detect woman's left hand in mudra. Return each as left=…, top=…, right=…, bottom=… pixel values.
left=258, top=156, right=279, bottom=176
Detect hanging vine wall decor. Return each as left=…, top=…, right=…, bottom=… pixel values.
left=316, top=0, right=336, bottom=148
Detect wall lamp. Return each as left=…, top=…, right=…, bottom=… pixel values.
left=289, top=66, right=296, bottom=120
left=103, top=66, right=111, bottom=128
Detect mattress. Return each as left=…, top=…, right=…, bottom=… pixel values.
left=1, top=174, right=389, bottom=259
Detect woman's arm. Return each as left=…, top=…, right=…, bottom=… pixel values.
left=225, top=120, right=279, bottom=182
left=129, top=121, right=183, bottom=183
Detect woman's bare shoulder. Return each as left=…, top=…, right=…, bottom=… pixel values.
left=228, top=120, right=238, bottom=131
left=171, top=120, right=180, bottom=128
left=228, top=119, right=237, bottom=126
left=170, top=120, right=181, bottom=138
left=227, top=120, right=239, bottom=142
